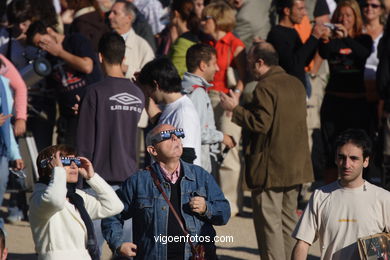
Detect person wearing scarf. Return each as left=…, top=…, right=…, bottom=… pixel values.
left=29, top=144, right=124, bottom=260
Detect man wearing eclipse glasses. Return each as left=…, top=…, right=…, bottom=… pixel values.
left=102, top=124, right=230, bottom=259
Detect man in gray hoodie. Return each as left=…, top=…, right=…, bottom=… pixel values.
left=181, top=43, right=235, bottom=173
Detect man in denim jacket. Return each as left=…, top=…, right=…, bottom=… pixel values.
left=102, top=124, right=230, bottom=259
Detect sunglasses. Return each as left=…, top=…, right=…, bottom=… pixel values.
left=363, top=3, right=381, bottom=8
left=40, top=156, right=82, bottom=168
left=151, top=128, right=185, bottom=145
left=201, top=15, right=213, bottom=21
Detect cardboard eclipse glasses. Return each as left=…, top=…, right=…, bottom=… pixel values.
left=151, top=128, right=185, bottom=145
left=40, top=157, right=81, bottom=168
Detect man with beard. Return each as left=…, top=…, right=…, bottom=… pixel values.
left=267, top=0, right=326, bottom=95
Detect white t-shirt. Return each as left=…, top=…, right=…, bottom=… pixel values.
left=293, top=181, right=390, bottom=260
left=326, top=0, right=337, bottom=16
left=364, top=33, right=383, bottom=81
left=158, top=95, right=202, bottom=166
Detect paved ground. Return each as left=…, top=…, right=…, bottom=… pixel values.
left=3, top=191, right=321, bottom=260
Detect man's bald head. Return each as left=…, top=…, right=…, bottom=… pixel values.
left=146, top=124, right=176, bottom=146
left=146, top=124, right=183, bottom=162
left=257, top=41, right=276, bottom=53
left=249, top=41, right=279, bottom=67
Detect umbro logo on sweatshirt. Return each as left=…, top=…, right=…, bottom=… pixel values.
left=109, top=93, right=142, bottom=105
left=109, top=92, right=143, bottom=113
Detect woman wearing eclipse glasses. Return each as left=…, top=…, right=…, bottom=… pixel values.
left=28, top=144, right=124, bottom=260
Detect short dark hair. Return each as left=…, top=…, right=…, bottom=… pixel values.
left=114, top=0, right=136, bottom=23
left=334, top=129, right=372, bottom=159
left=276, top=0, right=299, bottom=18
left=98, top=32, right=125, bottom=65
left=138, top=57, right=182, bottom=93
left=171, top=0, right=199, bottom=34
left=0, top=0, right=7, bottom=22
left=186, top=43, right=216, bottom=73
left=36, top=145, right=77, bottom=182
left=26, top=21, right=48, bottom=46
left=250, top=41, right=279, bottom=66
left=7, top=0, right=33, bottom=24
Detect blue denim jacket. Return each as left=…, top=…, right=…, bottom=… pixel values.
left=101, top=160, right=231, bottom=259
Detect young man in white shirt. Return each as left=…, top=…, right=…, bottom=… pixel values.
left=292, top=129, right=390, bottom=260
left=138, top=57, right=202, bottom=166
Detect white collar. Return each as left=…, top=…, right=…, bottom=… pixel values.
left=121, top=28, right=135, bottom=43
left=73, top=6, right=96, bottom=19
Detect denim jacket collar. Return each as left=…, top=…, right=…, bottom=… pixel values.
left=152, top=159, right=196, bottom=182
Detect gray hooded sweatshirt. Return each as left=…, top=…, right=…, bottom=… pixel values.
left=181, top=72, right=224, bottom=172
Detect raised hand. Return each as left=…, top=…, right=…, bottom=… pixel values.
left=78, top=156, right=95, bottom=180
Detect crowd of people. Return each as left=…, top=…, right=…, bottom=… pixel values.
left=0, top=0, right=390, bottom=259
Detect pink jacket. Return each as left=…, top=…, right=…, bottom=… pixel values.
left=0, top=54, right=27, bottom=120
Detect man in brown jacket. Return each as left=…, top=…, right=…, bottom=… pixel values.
left=220, top=41, right=314, bottom=260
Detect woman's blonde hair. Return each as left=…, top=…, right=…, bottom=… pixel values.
left=362, top=0, right=387, bottom=25
left=202, top=1, right=236, bottom=32
left=331, top=0, right=364, bottom=37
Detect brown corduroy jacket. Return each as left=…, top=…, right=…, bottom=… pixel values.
left=232, top=66, right=314, bottom=189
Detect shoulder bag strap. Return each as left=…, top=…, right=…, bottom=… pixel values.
left=147, top=166, right=198, bottom=254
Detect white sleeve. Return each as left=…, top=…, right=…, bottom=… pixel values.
left=180, top=104, right=202, bottom=166
left=292, top=191, right=319, bottom=245
left=77, top=173, right=124, bottom=220
left=29, top=167, right=67, bottom=220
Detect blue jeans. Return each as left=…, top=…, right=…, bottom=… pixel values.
left=0, top=156, right=9, bottom=228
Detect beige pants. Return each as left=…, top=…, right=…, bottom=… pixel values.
left=252, top=185, right=299, bottom=260
left=208, top=90, right=243, bottom=215
left=306, top=61, right=328, bottom=150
